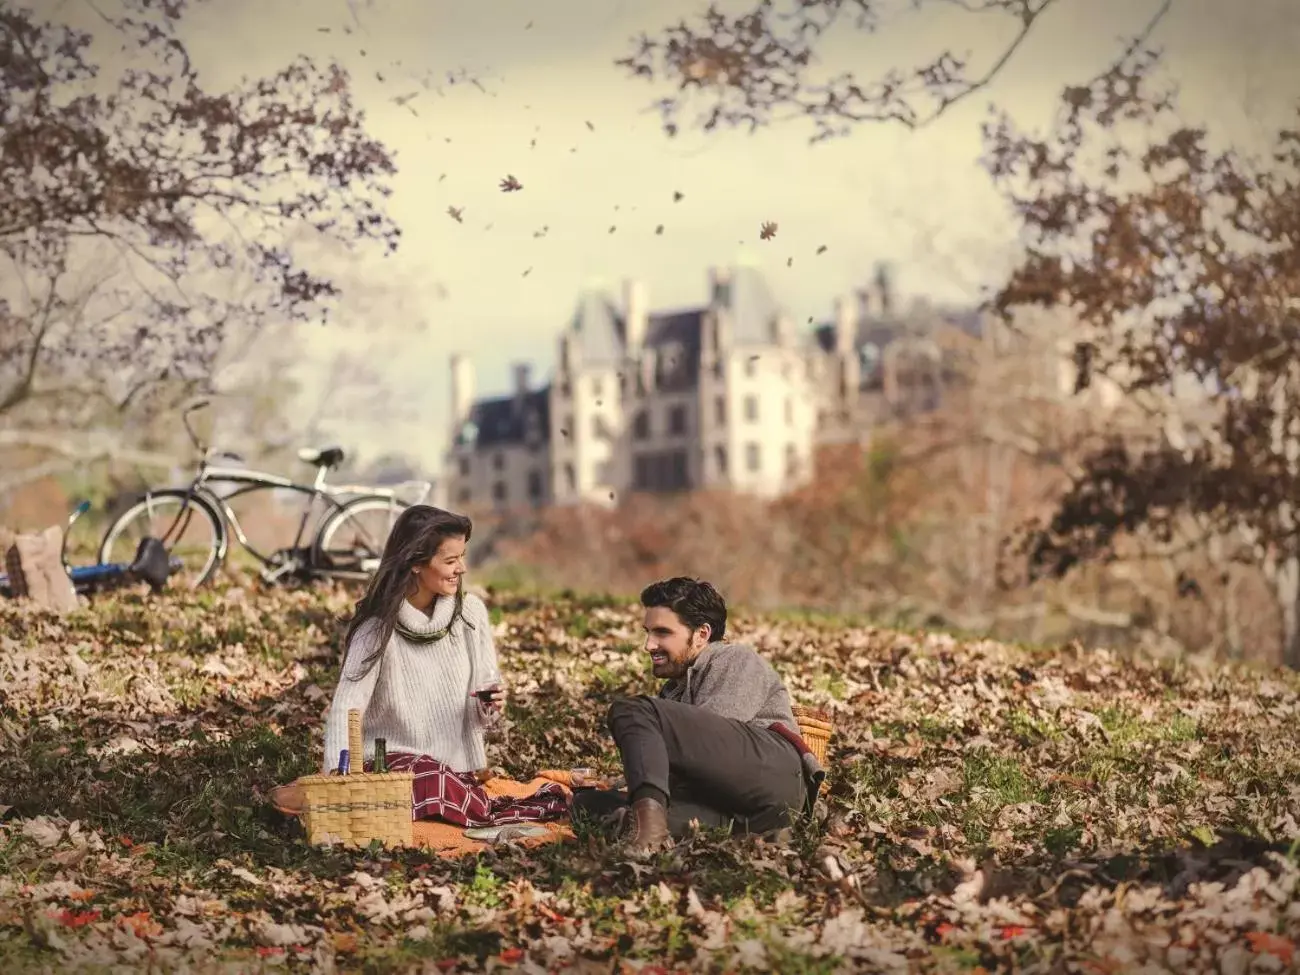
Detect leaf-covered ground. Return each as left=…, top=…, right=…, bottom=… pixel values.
left=1, top=579, right=1299, bottom=973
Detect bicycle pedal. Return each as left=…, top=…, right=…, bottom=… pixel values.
left=261, top=560, right=299, bottom=583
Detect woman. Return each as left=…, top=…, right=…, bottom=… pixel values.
left=322, top=504, right=502, bottom=777
left=307, top=504, right=568, bottom=828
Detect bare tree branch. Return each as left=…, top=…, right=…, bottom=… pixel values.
left=617, top=0, right=1174, bottom=142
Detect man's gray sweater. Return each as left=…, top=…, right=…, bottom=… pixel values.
left=657, top=640, right=799, bottom=732
left=657, top=640, right=826, bottom=809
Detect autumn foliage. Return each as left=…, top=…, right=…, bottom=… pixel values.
left=1, top=578, right=1298, bottom=969
left=1, top=0, right=397, bottom=429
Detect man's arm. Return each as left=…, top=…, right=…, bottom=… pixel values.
left=688, top=646, right=781, bottom=723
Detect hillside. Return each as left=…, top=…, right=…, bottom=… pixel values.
left=1, top=580, right=1298, bottom=973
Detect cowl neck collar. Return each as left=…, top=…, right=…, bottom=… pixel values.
left=395, top=591, right=470, bottom=644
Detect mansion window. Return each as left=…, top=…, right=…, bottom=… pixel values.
left=632, top=451, right=689, bottom=492
left=632, top=410, right=650, bottom=440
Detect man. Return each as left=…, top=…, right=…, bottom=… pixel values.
left=578, top=577, right=825, bottom=855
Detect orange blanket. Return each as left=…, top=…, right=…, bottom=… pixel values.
left=413, top=774, right=576, bottom=857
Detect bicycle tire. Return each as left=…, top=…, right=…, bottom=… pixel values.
left=98, top=488, right=228, bottom=589
left=311, top=494, right=411, bottom=579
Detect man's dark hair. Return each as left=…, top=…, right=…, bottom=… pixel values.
left=640, top=576, right=727, bottom=642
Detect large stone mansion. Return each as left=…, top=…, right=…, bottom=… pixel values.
left=443, top=263, right=987, bottom=511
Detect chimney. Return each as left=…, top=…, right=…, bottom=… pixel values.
left=834, top=295, right=855, bottom=353
left=513, top=362, right=531, bottom=399
left=623, top=279, right=648, bottom=351
left=775, top=313, right=794, bottom=346
left=856, top=287, right=873, bottom=320
left=708, top=266, right=730, bottom=305
left=450, top=353, right=474, bottom=428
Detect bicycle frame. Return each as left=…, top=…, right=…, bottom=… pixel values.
left=139, top=400, right=431, bottom=578
left=197, top=466, right=364, bottom=567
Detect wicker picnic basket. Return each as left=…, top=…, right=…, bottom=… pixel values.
left=792, top=705, right=834, bottom=796
left=298, top=708, right=414, bottom=848
left=792, top=705, right=833, bottom=764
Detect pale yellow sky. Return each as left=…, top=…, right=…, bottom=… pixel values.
left=167, top=0, right=1300, bottom=463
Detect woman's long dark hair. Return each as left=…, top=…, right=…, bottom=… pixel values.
left=340, top=504, right=473, bottom=681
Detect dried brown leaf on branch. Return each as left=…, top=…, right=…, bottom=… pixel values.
left=617, top=0, right=1174, bottom=143
left=499, top=174, right=523, bottom=192
left=982, top=45, right=1300, bottom=664
left=0, top=0, right=399, bottom=430
left=759, top=221, right=778, bottom=240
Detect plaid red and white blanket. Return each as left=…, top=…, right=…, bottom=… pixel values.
left=368, top=752, right=569, bottom=828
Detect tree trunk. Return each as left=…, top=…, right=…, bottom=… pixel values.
left=1276, top=554, right=1300, bottom=670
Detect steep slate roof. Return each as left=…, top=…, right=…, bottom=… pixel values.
left=813, top=306, right=985, bottom=354
left=456, top=389, right=550, bottom=449
left=567, top=264, right=786, bottom=369
left=812, top=305, right=985, bottom=391
left=569, top=290, right=625, bottom=365
left=712, top=264, right=783, bottom=346
left=457, top=265, right=793, bottom=447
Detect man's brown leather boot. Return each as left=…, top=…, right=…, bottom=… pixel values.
left=622, top=797, right=671, bottom=856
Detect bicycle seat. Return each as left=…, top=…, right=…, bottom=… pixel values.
left=298, top=445, right=346, bottom=469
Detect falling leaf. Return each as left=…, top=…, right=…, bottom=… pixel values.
left=608, top=225, right=616, bottom=234
left=816, top=244, right=828, bottom=254
left=522, top=267, right=532, bottom=277
left=760, top=221, right=777, bottom=240
left=787, top=257, right=793, bottom=267
left=585, top=120, right=594, bottom=131
left=499, top=175, right=523, bottom=192
left=673, top=191, right=684, bottom=202
left=447, top=206, right=463, bottom=223
left=655, top=225, right=664, bottom=235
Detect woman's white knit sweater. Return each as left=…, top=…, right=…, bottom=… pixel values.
left=321, top=592, right=500, bottom=774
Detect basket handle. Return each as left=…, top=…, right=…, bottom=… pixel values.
left=347, top=708, right=363, bottom=770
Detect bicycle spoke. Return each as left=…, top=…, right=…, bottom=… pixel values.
left=101, top=494, right=222, bottom=588
left=315, top=497, right=406, bottom=577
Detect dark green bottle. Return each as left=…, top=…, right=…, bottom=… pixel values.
left=373, top=738, right=387, bottom=773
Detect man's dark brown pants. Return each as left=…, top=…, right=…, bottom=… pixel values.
left=573, top=695, right=805, bottom=837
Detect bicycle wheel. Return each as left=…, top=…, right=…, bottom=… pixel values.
left=312, top=495, right=410, bottom=579
left=98, top=489, right=227, bottom=589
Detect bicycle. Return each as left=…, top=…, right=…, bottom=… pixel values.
left=0, top=501, right=181, bottom=599
left=97, top=400, right=430, bottom=589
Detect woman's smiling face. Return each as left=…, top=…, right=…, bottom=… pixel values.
left=412, top=534, right=466, bottom=601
